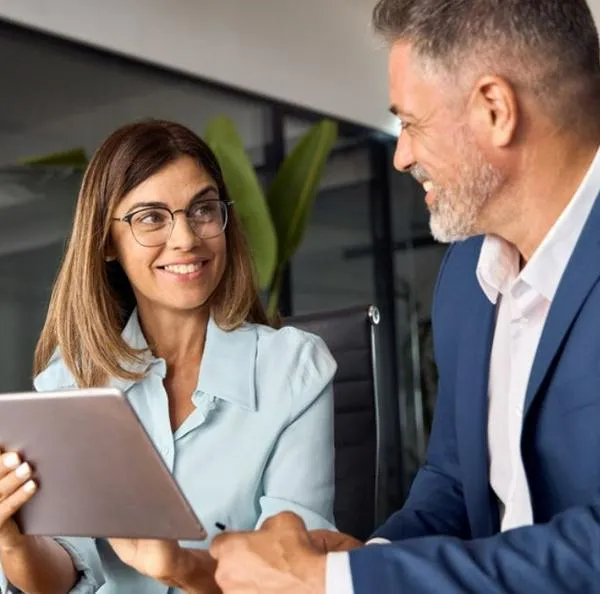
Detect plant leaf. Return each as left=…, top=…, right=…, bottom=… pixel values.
left=19, top=148, right=88, bottom=169
left=204, top=117, right=277, bottom=290
left=266, top=269, right=283, bottom=318
left=266, top=120, right=338, bottom=268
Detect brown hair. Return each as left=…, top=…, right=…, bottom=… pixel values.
left=34, top=119, right=272, bottom=388
left=373, top=0, right=600, bottom=125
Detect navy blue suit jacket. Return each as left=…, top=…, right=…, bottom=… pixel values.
left=349, top=191, right=600, bottom=593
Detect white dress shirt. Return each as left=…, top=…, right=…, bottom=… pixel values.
left=326, top=145, right=600, bottom=593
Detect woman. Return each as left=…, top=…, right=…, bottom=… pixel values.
left=0, top=120, right=336, bottom=593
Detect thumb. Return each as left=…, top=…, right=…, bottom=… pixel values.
left=209, top=532, right=230, bottom=560
left=261, top=511, right=307, bottom=533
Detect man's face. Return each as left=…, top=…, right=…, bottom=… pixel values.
left=388, top=42, right=505, bottom=242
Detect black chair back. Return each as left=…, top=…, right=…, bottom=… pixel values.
left=287, top=305, right=383, bottom=540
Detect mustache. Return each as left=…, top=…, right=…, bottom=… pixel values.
left=410, top=164, right=430, bottom=184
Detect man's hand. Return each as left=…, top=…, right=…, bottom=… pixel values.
left=309, top=529, right=362, bottom=554
left=210, top=512, right=328, bottom=594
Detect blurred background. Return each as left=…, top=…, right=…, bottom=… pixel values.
left=3, top=0, right=597, bottom=509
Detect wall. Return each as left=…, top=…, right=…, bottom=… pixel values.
left=0, top=0, right=397, bottom=135
left=0, top=0, right=598, bottom=137
left=0, top=25, right=379, bottom=261
left=592, top=0, right=600, bottom=24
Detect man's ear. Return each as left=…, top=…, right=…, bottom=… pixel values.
left=467, top=75, right=518, bottom=148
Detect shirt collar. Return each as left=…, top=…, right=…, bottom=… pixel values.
left=196, top=317, right=258, bottom=411
left=477, top=145, right=600, bottom=304
left=476, top=234, right=520, bottom=304
left=35, top=309, right=259, bottom=412
left=116, top=309, right=258, bottom=411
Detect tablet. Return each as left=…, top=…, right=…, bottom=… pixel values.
left=0, top=388, right=207, bottom=540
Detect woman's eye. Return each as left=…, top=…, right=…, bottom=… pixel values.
left=191, top=203, right=217, bottom=219
left=135, top=210, right=168, bottom=225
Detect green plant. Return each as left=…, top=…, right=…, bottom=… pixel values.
left=19, top=148, right=88, bottom=169
left=204, top=116, right=338, bottom=315
left=203, top=118, right=277, bottom=295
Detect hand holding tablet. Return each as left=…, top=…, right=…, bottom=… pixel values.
left=0, top=388, right=206, bottom=541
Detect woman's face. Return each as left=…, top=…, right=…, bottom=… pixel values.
left=109, top=155, right=228, bottom=316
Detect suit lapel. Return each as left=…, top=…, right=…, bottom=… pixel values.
left=456, top=288, right=497, bottom=537
left=524, top=192, right=600, bottom=416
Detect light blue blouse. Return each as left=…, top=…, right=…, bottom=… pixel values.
left=1, top=311, right=337, bottom=594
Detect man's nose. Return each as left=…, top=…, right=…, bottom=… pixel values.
left=393, top=132, right=415, bottom=172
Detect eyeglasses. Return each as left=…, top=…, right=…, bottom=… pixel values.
left=112, top=199, right=233, bottom=247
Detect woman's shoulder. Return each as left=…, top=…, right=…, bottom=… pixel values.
left=248, top=322, right=338, bottom=392
left=251, top=321, right=331, bottom=356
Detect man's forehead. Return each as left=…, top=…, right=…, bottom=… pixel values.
left=388, top=42, right=420, bottom=115
left=389, top=41, right=414, bottom=71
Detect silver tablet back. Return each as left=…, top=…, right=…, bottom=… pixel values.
left=0, top=388, right=207, bottom=540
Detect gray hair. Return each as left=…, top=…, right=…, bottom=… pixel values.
left=373, top=0, right=600, bottom=123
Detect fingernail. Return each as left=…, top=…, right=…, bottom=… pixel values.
left=15, top=463, right=31, bottom=479
left=3, top=453, right=20, bottom=469
left=23, top=480, right=36, bottom=493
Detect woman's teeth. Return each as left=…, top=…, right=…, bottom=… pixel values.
left=163, top=263, right=202, bottom=274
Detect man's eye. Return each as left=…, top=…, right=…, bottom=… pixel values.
left=395, top=119, right=407, bottom=136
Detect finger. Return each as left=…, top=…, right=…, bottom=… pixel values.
left=0, top=460, right=33, bottom=502
left=308, top=529, right=333, bottom=551
left=261, top=511, right=307, bottom=533
left=213, top=558, right=239, bottom=592
left=309, top=529, right=362, bottom=553
left=209, top=532, right=250, bottom=560
left=0, top=453, right=21, bottom=481
left=0, top=480, right=36, bottom=526
left=209, top=532, right=231, bottom=559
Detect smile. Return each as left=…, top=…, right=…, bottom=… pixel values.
left=163, top=263, right=202, bottom=274
left=157, top=260, right=210, bottom=277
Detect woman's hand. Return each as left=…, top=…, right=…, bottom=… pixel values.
left=0, top=450, right=37, bottom=551
left=0, top=451, right=78, bottom=594
left=109, top=538, right=219, bottom=593
left=108, top=539, right=182, bottom=583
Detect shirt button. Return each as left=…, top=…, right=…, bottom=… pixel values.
left=161, top=445, right=171, bottom=455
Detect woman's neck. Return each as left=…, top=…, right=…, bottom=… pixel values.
left=136, top=303, right=209, bottom=368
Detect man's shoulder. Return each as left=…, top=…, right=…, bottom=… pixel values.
left=435, top=235, right=485, bottom=302
left=444, top=235, right=485, bottom=273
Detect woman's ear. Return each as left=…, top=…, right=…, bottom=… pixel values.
left=104, top=241, right=118, bottom=263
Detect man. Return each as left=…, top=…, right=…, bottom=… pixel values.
left=209, top=0, right=600, bottom=592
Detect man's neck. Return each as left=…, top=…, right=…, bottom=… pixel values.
left=492, top=134, right=600, bottom=263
